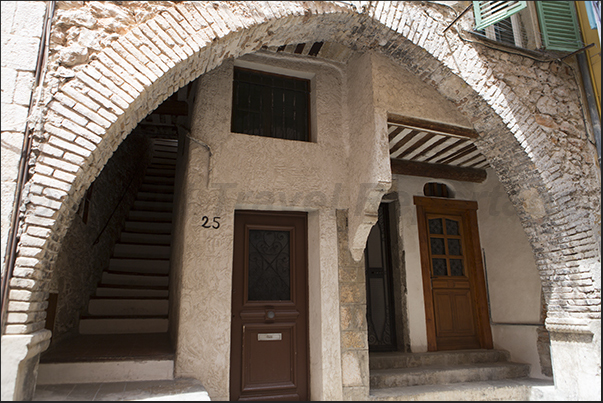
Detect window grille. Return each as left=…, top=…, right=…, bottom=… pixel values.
left=231, top=67, right=310, bottom=142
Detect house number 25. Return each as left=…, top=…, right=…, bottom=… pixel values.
left=201, top=216, right=220, bottom=229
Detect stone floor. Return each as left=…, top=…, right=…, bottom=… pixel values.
left=33, top=379, right=211, bottom=401
left=39, top=333, right=174, bottom=363
left=34, top=333, right=210, bottom=401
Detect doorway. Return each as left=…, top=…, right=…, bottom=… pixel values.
left=414, top=197, right=492, bottom=351
left=230, top=211, right=309, bottom=401
left=365, top=203, right=398, bottom=352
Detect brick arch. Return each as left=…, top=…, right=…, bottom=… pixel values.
left=7, top=1, right=599, bottom=338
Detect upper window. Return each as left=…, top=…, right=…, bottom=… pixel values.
left=472, top=1, right=584, bottom=52
left=231, top=67, right=310, bottom=142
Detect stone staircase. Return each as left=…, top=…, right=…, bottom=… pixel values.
left=369, top=349, right=553, bottom=401
left=37, top=138, right=180, bottom=386
left=79, top=138, right=177, bottom=335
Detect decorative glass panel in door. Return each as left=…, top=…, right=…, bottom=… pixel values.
left=248, top=230, right=291, bottom=301
left=425, top=212, right=479, bottom=350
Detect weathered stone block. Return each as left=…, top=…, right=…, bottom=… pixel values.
left=341, top=330, right=368, bottom=350
left=339, top=266, right=360, bottom=283
left=1, top=67, right=17, bottom=103
left=1, top=103, right=28, bottom=132
left=5, top=311, right=47, bottom=324
left=340, top=282, right=365, bottom=304
left=341, top=351, right=363, bottom=386
left=1, top=34, right=41, bottom=70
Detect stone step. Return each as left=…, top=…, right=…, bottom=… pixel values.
left=370, top=362, right=531, bottom=388
left=79, top=316, right=168, bottom=334
left=135, top=191, right=173, bottom=202
left=153, top=139, right=178, bottom=147
left=147, top=163, right=177, bottom=171
left=153, top=144, right=178, bottom=153
left=154, top=141, right=178, bottom=148
left=150, top=157, right=176, bottom=166
left=34, top=378, right=211, bottom=401
left=36, top=359, right=175, bottom=385
left=369, top=378, right=554, bottom=401
left=109, top=258, right=169, bottom=275
left=133, top=200, right=174, bottom=212
left=119, top=232, right=172, bottom=245
left=112, top=244, right=171, bottom=259
left=138, top=183, right=174, bottom=194
left=152, top=150, right=177, bottom=159
left=88, top=298, right=169, bottom=316
left=96, top=285, right=169, bottom=298
left=102, top=271, right=169, bottom=287
left=127, top=210, right=172, bottom=222
left=145, top=167, right=176, bottom=177
left=123, top=220, right=172, bottom=234
left=142, top=175, right=175, bottom=186
left=369, top=350, right=510, bottom=370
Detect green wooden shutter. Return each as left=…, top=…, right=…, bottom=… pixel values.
left=536, top=1, right=582, bottom=51
left=473, top=1, right=527, bottom=31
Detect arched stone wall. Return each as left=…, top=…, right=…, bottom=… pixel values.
left=5, top=0, right=600, bottom=346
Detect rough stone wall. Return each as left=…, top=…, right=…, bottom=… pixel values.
left=337, top=210, right=370, bottom=401
left=1, top=0, right=47, bottom=286
left=0, top=1, right=599, bottom=396
left=48, top=131, right=152, bottom=343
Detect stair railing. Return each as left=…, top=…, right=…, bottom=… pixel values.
left=92, top=174, right=137, bottom=246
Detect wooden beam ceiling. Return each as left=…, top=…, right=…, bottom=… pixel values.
left=391, top=159, right=487, bottom=183
left=388, top=117, right=489, bottom=182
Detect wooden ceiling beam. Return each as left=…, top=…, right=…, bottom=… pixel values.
left=388, top=114, right=478, bottom=139
left=391, top=158, right=487, bottom=183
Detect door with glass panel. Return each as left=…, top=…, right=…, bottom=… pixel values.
left=230, top=211, right=308, bottom=401
left=414, top=197, right=492, bottom=351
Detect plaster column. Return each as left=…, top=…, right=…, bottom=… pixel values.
left=546, top=318, right=601, bottom=400
left=308, top=209, right=344, bottom=401
left=1, top=329, right=51, bottom=401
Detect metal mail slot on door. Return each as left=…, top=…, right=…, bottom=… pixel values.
left=258, top=333, right=282, bottom=341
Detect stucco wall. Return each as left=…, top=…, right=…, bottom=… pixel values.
left=371, top=51, right=473, bottom=129
left=168, top=44, right=554, bottom=398
left=390, top=172, right=547, bottom=378
left=171, top=52, right=353, bottom=400
left=345, top=52, right=391, bottom=261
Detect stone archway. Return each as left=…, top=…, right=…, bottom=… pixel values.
left=3, top=1, right=600, bottom=400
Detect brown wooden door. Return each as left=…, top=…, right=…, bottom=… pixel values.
left=230, top=211, right=309, bottom=401
left=414, top=197, right=492, bottom=351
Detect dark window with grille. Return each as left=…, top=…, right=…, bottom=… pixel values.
left=231, top=67, right=310, bottom=141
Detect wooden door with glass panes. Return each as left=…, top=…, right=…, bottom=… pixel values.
left=230, top=211, right=309, bottom=401
left=414, top=197, right=493, bottom=351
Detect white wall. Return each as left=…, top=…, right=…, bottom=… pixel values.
left=172, top=52, right=353, bottom=400
left=170, top=46, right=550, bottom=401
